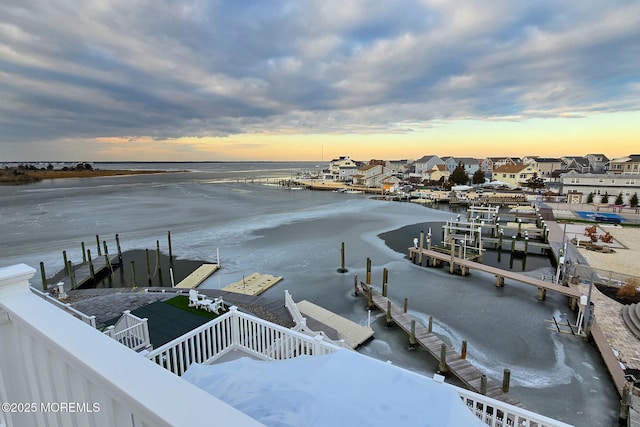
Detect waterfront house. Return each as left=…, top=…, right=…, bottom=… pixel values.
left=560, top=172, right=640, bottom=204
left=528, top=158, right=565, bottom=181
left=491, top=162, right=541, bottom=188
left=353, top=164, right=389, bottom=188
left=413, top=155, right=444, bottom=177
left=328, top=156, right=360, bottom=181
left=480, top=156, right=520, bottom=177
left=443, top=157, right=480, bottom=176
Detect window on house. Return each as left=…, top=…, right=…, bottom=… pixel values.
left=519, top=174, right=526, bottom=178
left=509, top=174, right=515, bottom=178
left=502, top=173, right=506, bottom=178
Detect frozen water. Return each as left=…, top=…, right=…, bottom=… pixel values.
left=0, top=162, right=619, bottom=426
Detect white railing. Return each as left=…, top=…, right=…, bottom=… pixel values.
left=146, top=306, right=340, bottom=376
left=456, top=387, right=573, bottom=427
left=0, top=264, right=264, bottom=427
left=284, top=289, right=307, bottom=329
left=30, top=286, right=97, bottom=328
left=104, top=310, right=151, bottom=352
left=145, top=299, right=572, bottom=427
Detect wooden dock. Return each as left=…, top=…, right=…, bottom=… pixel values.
left=222, top=272, right=283, bottom=296
left=409, top=247, right=582, bottom=302
left=174, top=264, right=220, bottom=289
left=357, top=282, right=523, bottom=407
left=60, top=255, right=120, bottom=290
left=590, top=322, right=627, bottom=397
left=296, top=300, right=374, bottom=349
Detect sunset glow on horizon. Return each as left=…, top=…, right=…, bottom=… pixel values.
left=1, top=1, right=638, bottom=162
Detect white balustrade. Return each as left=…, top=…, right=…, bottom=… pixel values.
left=146, top=306, right=341, bottom=376
left=29, top=286, right=97, bottom=328
left=0, top=264, right=263, bottom=427
left=104, top=310, right=151, bottom=352
left=455, top=388, right=573, bottom=427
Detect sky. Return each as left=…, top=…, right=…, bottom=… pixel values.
left=1, top=0, right=639, bottom=162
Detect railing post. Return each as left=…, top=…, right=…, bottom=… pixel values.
left=313, top=334, right=324, bottom=355
left=229, top=306, right=240, bottom=349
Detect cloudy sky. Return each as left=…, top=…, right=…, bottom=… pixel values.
left=1, top=0, right=639, bottom=161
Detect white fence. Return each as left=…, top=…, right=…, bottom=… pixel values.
left=0, top=264, right=264, bottom=427
left=146, top=306, right=340, bottom=376
left=30, top=286, right=97, bottom=328
left=104, top=310, right=151, bottom=352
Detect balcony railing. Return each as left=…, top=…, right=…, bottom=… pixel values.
left=146, top=300, right=573, bottom=427
left=103, top=310, right=151, bottom=352
left=0, top=264, right=263, bottom=427
left=146, top=306, right=340, bottom=376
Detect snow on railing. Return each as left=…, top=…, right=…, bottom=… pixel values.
left=30, top=285, right=97, bottom=328
left=104, top=310, right=151, bottom=352
left=1, top=264, right=263, bottom=427
left=146, top=306, right=340, bottom=376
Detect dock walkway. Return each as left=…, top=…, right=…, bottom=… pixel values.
left=60, top=255, right=120, bottom=290
left=409, top=247, right=582, bottom=300
left=357, top=282, right=523, bottom=408
left=174, top=264, right=220, bottom=289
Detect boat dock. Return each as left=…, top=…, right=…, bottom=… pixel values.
left=357, top=282, right=523, bottom=407
left=408, top=247, right=582, bottom=305
left=295, top=299, right=374, bottom=349
left=58, top=255, right=120, bottom=290
left=174, top=264, right=220, bottom=289
left=222, top=272, right=283, bottom=296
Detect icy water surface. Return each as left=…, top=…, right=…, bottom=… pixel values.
left=0, top=162, right=619, bottom=426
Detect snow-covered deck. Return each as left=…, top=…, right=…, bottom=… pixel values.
left=0, top=263, right=573, bottom=427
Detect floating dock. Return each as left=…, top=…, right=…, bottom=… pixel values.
left=222, top=272, right=283, bottom=296
left=174, top=264, right=220, bottom=289
left=296, top=300, right=374, bottom=349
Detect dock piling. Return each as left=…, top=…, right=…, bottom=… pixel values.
left=353, top=275, right=358, bottom=296
left=418, top=230, right=424, bottom=265
left=366, top=258, right=371, bottom=284
left=439, top=343, right=447, bottom=373
left=403, top=297, right=408, bottom=314
left=461, top=340, right=467, bottom=359
left=168, top=231, right=173, bottom=261
left=502, top=368, right=511, bottom=392
left=62, top=251, right=68, bottom=276
left=386, top=300, right=392, bottom=326
left=39, top=262, right=47, bottom=291
left=96, top=235, right=102, bottom=256
left=480, top=375, right=488, bottom=395
left=67, top=261, right=76, bottom=290
left=145, top=249, right=151, bottom=285
left=338, top=242, right=347, bottom=273
left=116, top=234, right=122, bottom=264
left=131, top=261, right=137, bottom=287
left=409, top=320, right=416, bottom=348
left=87, top=249, right=95, bottom=280
left=428, top=315, right=433, bottom=333
left=81, top=242, right=87, bottom=263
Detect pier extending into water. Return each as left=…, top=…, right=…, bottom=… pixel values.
left=408, top=247, right=582, bottom=307
left=356, top=281, right=523, bottom=408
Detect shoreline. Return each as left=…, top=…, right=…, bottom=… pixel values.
left=0, top=168, right=174, bottom=185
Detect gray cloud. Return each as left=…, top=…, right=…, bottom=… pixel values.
left=1, top=0, right=639, bottom=146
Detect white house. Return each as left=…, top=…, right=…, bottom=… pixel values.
left=561, top=172, right=640, bottom=204
left=413, top=155, right=444, bottom=176
left=328, top=156, right=360, bottom=181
